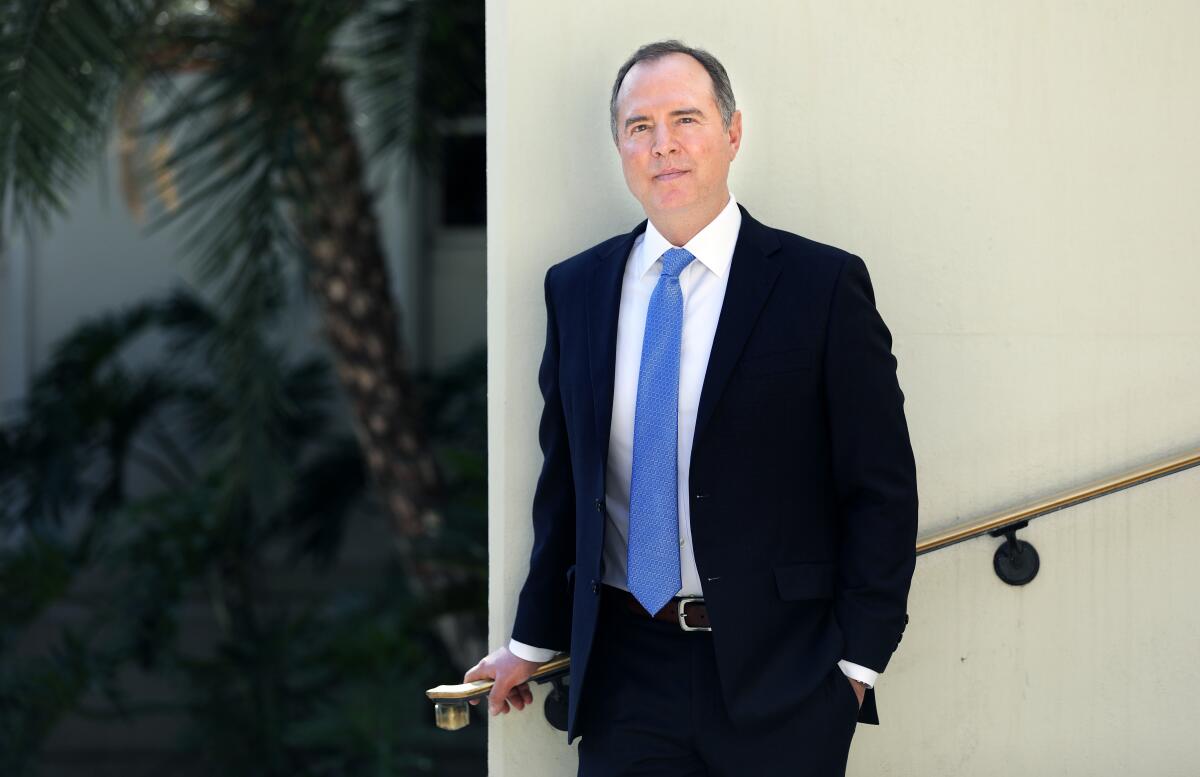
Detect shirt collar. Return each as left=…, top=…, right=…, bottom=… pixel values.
left=636, top=193, right=742, bottom=280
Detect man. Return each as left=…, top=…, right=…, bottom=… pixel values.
left=466, top=40, right=918, bottom=776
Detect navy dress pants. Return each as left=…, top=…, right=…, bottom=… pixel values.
left=576, top=585, right=860, bottom=777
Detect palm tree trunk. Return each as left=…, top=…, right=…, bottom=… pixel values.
left=290, top=72, right=484, bottom=669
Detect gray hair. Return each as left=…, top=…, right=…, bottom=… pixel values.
left=609, top=40, right=737, bottom=143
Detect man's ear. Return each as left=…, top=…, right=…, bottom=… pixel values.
left=727, top=110, right=743, bottom=159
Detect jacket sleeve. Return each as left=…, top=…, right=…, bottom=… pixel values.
left=824, top=254, right=918, bottom=673
left=510, top=265, right=577, bottom=652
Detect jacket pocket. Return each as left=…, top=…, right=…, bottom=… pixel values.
left=774, top=562, right=836, bottom=600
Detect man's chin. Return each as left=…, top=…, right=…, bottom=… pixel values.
left=648, top=192, right=697, bottom=214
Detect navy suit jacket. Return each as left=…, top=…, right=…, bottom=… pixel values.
left=511, top=204, right=918, bottom=744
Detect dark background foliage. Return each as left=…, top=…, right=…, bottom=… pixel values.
left=0, top=290, right=487, bottom=775
left=1, top=0, right=491, bottom=773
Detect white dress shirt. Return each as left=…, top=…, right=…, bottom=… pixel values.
left=510, top=194, right=878, bottom=689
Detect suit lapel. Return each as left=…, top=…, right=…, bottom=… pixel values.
left=693, top=205, right=783, bottom=445
left=587, top=220, right=646, bottom=474
left=585, top=206, right=781, bottom=474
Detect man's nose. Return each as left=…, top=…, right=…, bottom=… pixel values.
left=651, top=125, right=679, bottom=156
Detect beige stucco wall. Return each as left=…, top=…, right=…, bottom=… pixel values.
left=485, top=1, right=1200, bottom=774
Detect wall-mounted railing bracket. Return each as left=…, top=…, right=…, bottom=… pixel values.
left=544, top=675, right=569, bottom=731
left=988, top=520, right=1039, bottom=586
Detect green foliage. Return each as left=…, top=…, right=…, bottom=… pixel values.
left=0, top=0, right=160, bottom=239
left=350, top=0, right=486, bottom=174
left=0, top=290, right=487, bottom=775
left=0, top=2, right=489, bottom=772
left=0, top=0, right=485, bottom=319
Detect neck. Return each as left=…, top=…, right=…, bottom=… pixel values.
left=648, top=192, right=730, bottom=247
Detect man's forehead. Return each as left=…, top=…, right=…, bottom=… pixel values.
left=617, top=54, right=716, bottom=115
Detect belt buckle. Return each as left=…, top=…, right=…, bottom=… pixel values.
left=677, top=597, right=710, bottom=632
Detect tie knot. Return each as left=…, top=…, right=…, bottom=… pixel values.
left=659, top=247, right=695, bottom=278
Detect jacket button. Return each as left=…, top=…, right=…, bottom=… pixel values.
left=591, top=580, right=600, bottom=594
left=595, top=498, right=604, bottom=513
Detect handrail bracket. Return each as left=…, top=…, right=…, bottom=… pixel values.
left=988, top=520, right=1040, bottom=586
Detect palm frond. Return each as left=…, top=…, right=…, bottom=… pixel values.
left=1, top=299, right=162, bottom=525
left=348, top=0, right=484, bottom=179
left=119, top=2, right=365, bottom=333
left=0, top=532, right=76, bottom=641
left=0, top=0, right=159, bottom=246
left=0, top=629, right=102, bottom=771
left=277, top=433, right=367, bottom=568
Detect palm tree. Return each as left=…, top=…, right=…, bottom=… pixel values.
left=1, top=0, right=486, bottom=665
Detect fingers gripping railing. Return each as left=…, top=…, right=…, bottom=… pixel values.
left=425, top=655, right=571, bottom=731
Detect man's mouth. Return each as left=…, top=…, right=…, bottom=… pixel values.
left=654, top=169, right=688, bottom=181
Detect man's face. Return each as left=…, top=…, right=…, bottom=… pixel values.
left=614, top=53, right=742, bottom=223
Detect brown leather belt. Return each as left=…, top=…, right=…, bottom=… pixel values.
left=608, top=585, right=712, bottom=631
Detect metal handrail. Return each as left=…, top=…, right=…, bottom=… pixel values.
left=916, top=446, right=1200, bottom=556
left=426, top=445, right=1200, bottom=728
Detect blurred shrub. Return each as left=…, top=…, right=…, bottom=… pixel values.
left=0, top=289, right=486, bottom=776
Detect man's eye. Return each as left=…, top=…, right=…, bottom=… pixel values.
left=678, top=117, right=695, bottom=124
left=631, top=125, right=648, bottom=134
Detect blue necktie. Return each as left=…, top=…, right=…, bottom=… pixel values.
left=627, top=247, right=696, bottom=616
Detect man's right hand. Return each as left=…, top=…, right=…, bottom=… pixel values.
left=464, top=646, right=541, bottom=716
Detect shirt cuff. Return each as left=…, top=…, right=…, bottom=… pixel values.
left=509, top=638, right=559, bottom=664
left=837, top=659, right=878, bottom=689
